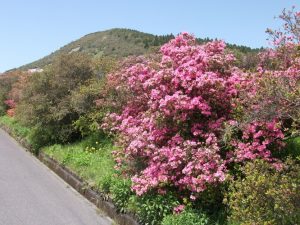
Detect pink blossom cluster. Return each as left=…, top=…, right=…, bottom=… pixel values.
left=229, top=120, right=285, bottom=162
left=4, top=99, right=16, bottom=117
left=103, top=33, right=248, bottom=197
left=173, top=204, right=185, bottom=214
left=4, top=99, right=16, bottom=108
left=263, top=7, right=300, bottom=70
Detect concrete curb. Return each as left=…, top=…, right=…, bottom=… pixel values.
left=0, top=125, right=139, bottom=225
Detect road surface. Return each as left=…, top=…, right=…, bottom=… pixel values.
left=0, top=129, right=113, bottom=225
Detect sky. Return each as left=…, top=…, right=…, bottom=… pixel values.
left=0, top=0, right=298, bottom=72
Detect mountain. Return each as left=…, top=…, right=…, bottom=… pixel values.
left=19, top=28, right=261, bottom=70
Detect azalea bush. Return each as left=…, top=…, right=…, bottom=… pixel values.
left=103, top=33, right=259, bottom=199
left=0, top=71, right=20, bottom=115
left=2, top=71, right=30, bottom=117
left=240, top=7, right=300, bottom=140
left=263, top=6, right=300, bottom=70
left=4, top=99, right=16, bottom=117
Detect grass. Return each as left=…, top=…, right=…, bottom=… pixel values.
left=42, top=134, right=116, bottom=191
left=0, top=115, right=31, bottom=141
left=285, top=136, right=300, bottom=159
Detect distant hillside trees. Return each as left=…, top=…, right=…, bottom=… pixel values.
left=19, top=28, right=260, bottom=71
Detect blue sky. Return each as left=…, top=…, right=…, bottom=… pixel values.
left=0, top=0, right=298, bottom=72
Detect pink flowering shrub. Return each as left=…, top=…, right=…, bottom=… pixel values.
left=4, top=99, right=16, bottom=117
left=241, top=67, right=300, bottom=133
left=4, top=99, right=16, bottom=109
left=263, top=6, right=300, bottom=70
left=241, top=8, right=300, bottom=138
left=103, top=33, right=257, bottom=198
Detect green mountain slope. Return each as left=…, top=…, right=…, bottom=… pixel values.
left=20, top=28, right=174, bottom=70
left=20, top=28, right=261, bottom=70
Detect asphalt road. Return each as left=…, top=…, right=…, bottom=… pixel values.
left=0, top=129, right=113, bottom=225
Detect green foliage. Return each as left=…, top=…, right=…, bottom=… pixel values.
left=73, top=114, right=100, bottom=137
left=225, top=159, right=300, bottom=225
left=285, top=136, right=300, bottom=158
left=161, top=210, right=210, bottom=225
left=43, top=134, right=115, bottom=190
left=27, top=124, right=58, bottom=151
left=16, top=52, right=94, bottom=147
left=0, top=115, right=30, bottom=140
left=271, top=136, right=300, bottom=160
left=71, top=78, right=107, bottom=137
left=230, top=49, right=260, bottom=71
left=129, top=192, right=180, bottom=225
left=192, top=185, right=228, bottom=224
left=100, top=173, right=114, bottom=194
left=92, top=56, right=118, bottom=77
left=69, top=56, right=118, bottom=137
left=110, top=178, right=133, bottom=213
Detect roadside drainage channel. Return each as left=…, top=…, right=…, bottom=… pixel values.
left=0, top=125, right=139, bottom=225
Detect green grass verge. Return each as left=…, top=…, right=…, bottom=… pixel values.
left=0, top=115, right=31, bottom=141
left=42, top=134, right=116, bottom=191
